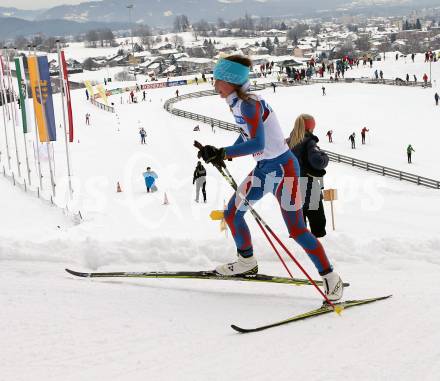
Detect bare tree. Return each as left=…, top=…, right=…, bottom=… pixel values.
left=173, top=15, right=190, bottom=32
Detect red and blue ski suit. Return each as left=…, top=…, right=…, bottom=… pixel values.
left=223, top=91, right=332, bottom=275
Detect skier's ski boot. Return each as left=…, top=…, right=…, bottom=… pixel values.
left=321, top=271, right=344, bottom=301
left=215, top=255, right=258, bottom=276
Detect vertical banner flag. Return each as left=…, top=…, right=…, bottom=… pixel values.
left=0, top=54, right=11, bottom=119
left=60, top=51, right=74, bottom=142
left=97, top=84, right=108, bottom=105
left=28, top=55, right=56, bottom=142
left=84, top=80, right=94, bottom=98
left=14, top=56, right=31, bottom=133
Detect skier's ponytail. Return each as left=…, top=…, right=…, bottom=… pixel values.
left=288, top=114, right=315, bottom=148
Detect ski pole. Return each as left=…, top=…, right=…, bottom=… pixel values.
left=221, top=165, right=338, bottom=310
left=194, top=141, right=339, bottom=311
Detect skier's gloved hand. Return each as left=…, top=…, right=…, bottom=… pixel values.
left=198, top=145, right=226, bottom=168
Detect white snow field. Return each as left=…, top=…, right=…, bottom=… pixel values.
left=1, top=55, right=440, bottom=381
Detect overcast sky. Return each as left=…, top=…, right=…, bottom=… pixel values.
left=0, top=0, right=86, bottom=9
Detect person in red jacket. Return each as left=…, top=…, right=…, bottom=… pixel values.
left=361, top=127, right=369, bottom=144
left=423, top=73, right=429, bottom=85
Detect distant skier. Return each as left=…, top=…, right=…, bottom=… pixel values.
left=271, top=82, right=276, bottom=93
left=411, top=53, right=415, bottom=62
left=85, top=89, right=89, bottom=101
left=175, top=89, right=179, bottom=98
left=143, top=90, right=146, bottom=101
left=413, top=75, right=417, bottom=83
left=435, top=92, right=439, bottom=106
left=196, top=54, right=343, bottom=301
left=374, top=69, right=379, bottom=80
left=326, top=130, right=333, bottom=143
left=361, top=127, right=369, bottom=144
left=380, top=70, right=384, bottom=80
left=423, top=73, right=429, bottom=86
left=139, top=128, right=147, bottom=144
left=85, top=113, right=90, bottom=125
left=289, top=114, right=329, bottom=238
left=407, top=145, right=415, bottom=164
left=143, top=167, right=158, bottom=192
left=406, top=73, right=410, bottom=82
left=192, top=161, right=207, bottom=203
left=349, top=132, right=356, bottom=149
left=322, top=86, right=326, bottom=96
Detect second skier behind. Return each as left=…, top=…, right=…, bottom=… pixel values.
left=197, top=55, right=343, bottom=301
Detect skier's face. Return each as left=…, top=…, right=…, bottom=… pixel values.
left=215, top=80, right=235, bottom=98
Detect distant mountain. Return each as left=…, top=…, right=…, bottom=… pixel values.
left=1, top=0, right=439, bottom=39
left=0, top=17, right=129, bottom=39
left=0, top=6, right=45, bottom=21
left=29, top=0, right=440, bottom=26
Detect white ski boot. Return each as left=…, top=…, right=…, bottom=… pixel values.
left=321, top=271, right=344, bottom=301
left=215, top=255, right=258, bottom=276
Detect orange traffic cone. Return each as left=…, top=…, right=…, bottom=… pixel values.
left=163, top=192, right=169, bottom=205
left=116, top=181, right=122, bottom=192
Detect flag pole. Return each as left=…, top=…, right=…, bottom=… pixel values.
left=56, top=40, right=73, bottom=200
left=14, top=50, right=32, bottom=186
left=0, top=50, right=12, bottom=171
left=34, top=49, right=56, bottom=198
left=31, top=46, right=43, bottom=190
left=5, top=48, right=22, bottom=178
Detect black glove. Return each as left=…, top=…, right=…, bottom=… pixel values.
left=197, top=145, right=226, bottom=168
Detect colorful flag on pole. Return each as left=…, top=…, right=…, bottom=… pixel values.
left=84, top=80, right=94, bottom=98
left=14, top=56, right=31, bottom=133
left=97, top=84, right=108, bottom=105
left=60, top=50, right=74, bottom=142
left=0, top=54, right=11, bottom=120
left=28, top=55, right=56, bottom=142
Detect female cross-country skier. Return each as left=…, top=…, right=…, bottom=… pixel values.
left=197, top=55, right=344, bottom=301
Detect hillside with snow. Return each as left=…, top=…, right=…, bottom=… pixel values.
left=1, top=49, right=439, bottom=380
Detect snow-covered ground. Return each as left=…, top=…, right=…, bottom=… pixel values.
left=1, top=51, right=440, bottom=380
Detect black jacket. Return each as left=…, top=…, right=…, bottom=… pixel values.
left=291, top=133, right=329, bottom=209
left=193, top=165, right=206, bottom=183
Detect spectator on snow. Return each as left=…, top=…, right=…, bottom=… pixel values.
left=271, top=82, right=276, bottom=93
left=175, top=89, right=179, bottom=98
left=361, top=127, right=369, bottom=144
left=287, top=114, right=329, bottom=238
left=326, top=130, right=333, bottom=143
left=413, top=75, right=417, bottom=83
left=85, top=113, right=90, bottom=125
left=411, top=53, right=415, bottom=62
left=374, top=69, right=379, bottom=80
left=407, top=144, right=415, bottom=164
left=143, top=90, right=146, bottom=101
left=139, top=128, right=147, bottom=144
left=423, top=73, right=429, bottom=85
left=322, top=86, right=326, bottom=96
left=435, top=92, right=439, bottom=106
left=406, top=74, right=410, bottom=82
left=143, top=167, right=158, bottom=192
left=85, top=89, right=89, bottom=101
left=380, top=70, right=384, bottom=80
left=193, top=161, right=207, bottom=203
left=349, top=132, right=356, bottom=149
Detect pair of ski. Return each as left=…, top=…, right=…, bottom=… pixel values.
left=65, top=268, right=391, bottom=333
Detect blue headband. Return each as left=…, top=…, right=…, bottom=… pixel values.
left=213, top=59, right=250, bottom=85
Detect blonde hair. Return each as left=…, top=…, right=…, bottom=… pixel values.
left=287, top=114, right=314, bottom=149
